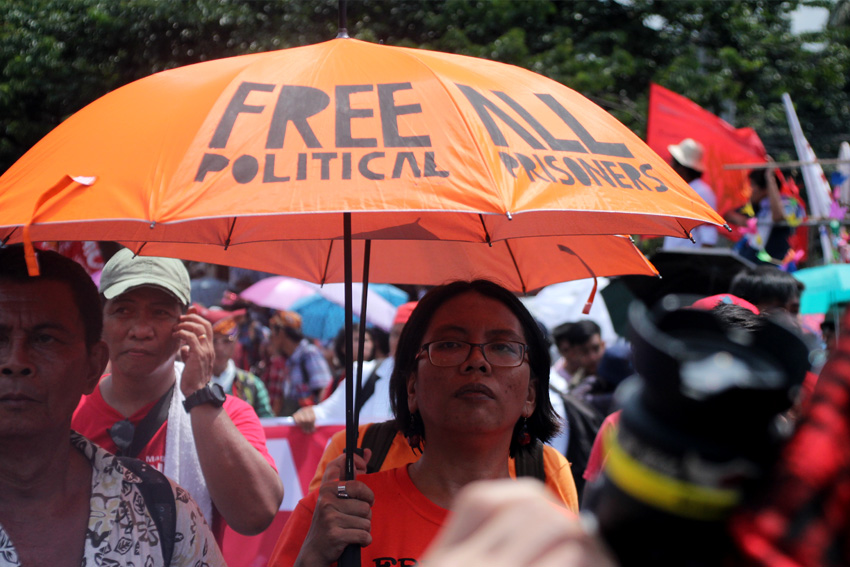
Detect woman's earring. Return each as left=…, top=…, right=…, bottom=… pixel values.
left=406, top=413, right=423, bottom=452
left=518, top=417, right=531, bottom=446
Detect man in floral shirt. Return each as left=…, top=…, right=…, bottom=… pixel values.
left=0, top=245, right=223, bottom=567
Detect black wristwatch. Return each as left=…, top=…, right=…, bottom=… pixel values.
left=183, top=383, right=226, bottom=412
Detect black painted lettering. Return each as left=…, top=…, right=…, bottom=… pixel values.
left=563, top=157, right=592, bottom=186
left=579, top=159, right=616, bottom=187
left=312, top=152, right=338, bottom=180
left=532, top=154, right=558, bottom=182
left=372, top=559, right=397, bottom=567
left=619, top=163, right=651, bottom=190
left=640, top=164, right=669, bottom=192
left=378, top=83, right=430, bottom=148
left=499, top=152, right=521, bottom=178
left=336, top=85, right=377, bottom=148
left=493, top=92, right=587, bottom=152
left=297, top=153, right=307, bottom=180
left=536, top=94, right=633, bottom=158
left=267, top=85, right=329, bottom=149
left=455, top=84, right=545, bottom=149
left=232, top=155, right=259, bottom=184
left=544, top=155, right=575, bottom=185
left=263, top=154, right=290, bottom=182
left=399, top=560, right=418, bottom=566
left=424, top=152, right=449, bottom=178
left=391, top=152, right=421, bottom=178
left=359, top=152, right=385, bottom=180
left=601, top=160, right=632, bottom=188
left=516, top=153, right=545, bottom=182
left=342, top=152, right=352, bottom=180
left=210, top=82, right=274, bottom=149
left=195, top=153, right=229, bottom=182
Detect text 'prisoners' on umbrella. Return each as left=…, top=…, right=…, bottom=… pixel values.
left=193, top=82, right=668, bottom=192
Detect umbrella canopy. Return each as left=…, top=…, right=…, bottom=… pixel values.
left=290, top=283, right=398, bottom=342
left=239, top=276, right=320, bottom=310
left=794, top=264, right=850, bottom=314
left=0, top=37, right=723, bottom=265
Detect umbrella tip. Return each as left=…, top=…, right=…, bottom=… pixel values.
left=336, top=28, right=350, bottom=39
left=723, top=223, right=732, bottom=232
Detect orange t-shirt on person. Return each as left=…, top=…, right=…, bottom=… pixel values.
left=270, top=465, right=448, bottom=567
left=308, top=423, right=579, bottom=512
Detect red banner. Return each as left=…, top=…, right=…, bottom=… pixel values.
left=647, top=83, right=766, bottom=224
left=221, top=423, right=345, bottom=567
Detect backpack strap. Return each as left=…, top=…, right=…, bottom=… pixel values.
left=514, top=439, right=546, bottom=482
left=117, top=457, right=177, bottom=567
left=361, top=420, right=400, bottom=474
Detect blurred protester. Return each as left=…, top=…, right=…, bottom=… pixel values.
left=729, top=265, right=801, bottom=315
left=189, top=262, right=230, bottom=308
left=0, top=245, right=225, bottom=567
left=551, top=320, right=606, bottom=393
left=661, top=138, right=719, bottom=250
left=728, top=162, right=805, bottom=265
left=199, top=307, right=274, bottom=418
left=321, top=326, right=378, bottom=401
left=292, top=302, right=417, bottom=433
left=221, top=291, right=270, bottom=375
left=72, top=248, right=283, bottom=544
left=269, top=281, right=574, bottom=566
left=266, top=310, right=332, bottom=416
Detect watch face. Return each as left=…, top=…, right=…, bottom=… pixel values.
left=210, top=383, right=226, bottom=403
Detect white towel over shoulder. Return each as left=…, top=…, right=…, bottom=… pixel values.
left=163, top=361, right=214, bottom=525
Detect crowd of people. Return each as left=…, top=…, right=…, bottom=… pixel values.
left=2, top=222, right=847, bottom=567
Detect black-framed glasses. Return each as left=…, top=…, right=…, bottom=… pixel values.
left=419, top=340, right=528, bottom=368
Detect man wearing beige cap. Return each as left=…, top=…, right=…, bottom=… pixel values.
left=662, top=137, right=719, bottom=250
left=72, top=248, right=283, bottom=545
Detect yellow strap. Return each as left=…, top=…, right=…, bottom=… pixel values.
left=603, top=428, right=740, bottom=521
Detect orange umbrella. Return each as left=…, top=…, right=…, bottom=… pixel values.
left=0, top=38, right=710, bottom=542
left=0, top=37, right=723, bottom=264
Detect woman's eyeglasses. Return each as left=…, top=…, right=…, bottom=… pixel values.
left=419, top=340, right=527, bottom=367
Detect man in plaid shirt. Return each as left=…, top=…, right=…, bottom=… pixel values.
left=730, top=306, right=850, bottom=567
left=265, top=310, right=332, bottom=416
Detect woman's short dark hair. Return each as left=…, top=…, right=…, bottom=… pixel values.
left=390, top=280, right=559, bottom=458
left=0, top=244, right=103, bottom=347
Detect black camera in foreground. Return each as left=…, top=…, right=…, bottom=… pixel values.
left=583, top=297, right=810, bottom=567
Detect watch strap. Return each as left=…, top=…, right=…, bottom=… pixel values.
left=183, top=383, right=225, bottom=412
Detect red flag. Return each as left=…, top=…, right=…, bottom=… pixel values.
left=647, top=84, right=766, bottom=224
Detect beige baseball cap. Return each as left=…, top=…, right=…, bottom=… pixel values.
left=99, top=248, right=191, bottom=305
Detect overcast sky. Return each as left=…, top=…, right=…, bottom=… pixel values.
left=791, top=4, right=830, bottom=34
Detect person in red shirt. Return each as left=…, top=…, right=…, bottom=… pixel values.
left=72, top=248, right=283, bottom=545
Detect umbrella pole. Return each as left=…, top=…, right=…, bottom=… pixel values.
left=354, top=240, right=372, bottom=432
left=340, top=213, right=361, bottom=567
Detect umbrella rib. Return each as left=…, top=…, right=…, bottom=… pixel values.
left=0, top=227, right=17, bottom=245
left=224, top=217, right=237, bottom=250
left=478, top=214, right=493, bottom=246
left=676, top=219, right=695, bottom=243
left=503, top=239, right=527, bottom=294
left=320, top=240, right=334, bottom=285
left=399, top=51, right=507, bottom=221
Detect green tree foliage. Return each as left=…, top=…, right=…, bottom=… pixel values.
left=2, top=0, right=848, bottom=172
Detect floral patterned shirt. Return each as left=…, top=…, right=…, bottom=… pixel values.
left=0, top=432, right=225, bottom=567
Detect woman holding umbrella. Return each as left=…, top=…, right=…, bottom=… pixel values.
left=269, top=280, right=574, bottom=566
